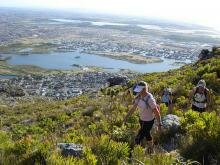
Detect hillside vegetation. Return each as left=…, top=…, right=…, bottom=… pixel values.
left=0, top=48, right=220, bottom=164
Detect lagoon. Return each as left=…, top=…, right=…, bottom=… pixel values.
left=0, top=74, right=17, bottom=79
left=7, top=52, right=189, bottom=73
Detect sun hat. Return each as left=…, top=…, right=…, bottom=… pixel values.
left=197, top=79, right=206, bottom=88
left=133, top=81, right=148, bottom=93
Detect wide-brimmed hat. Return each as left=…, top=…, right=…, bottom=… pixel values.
left=133, top=81, right=148, bottom=93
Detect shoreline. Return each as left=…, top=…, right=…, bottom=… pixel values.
left=2, top=48, right=163, bottom=64
left=0, top=60, right=139, bottom=76
left=82, top=50, right=163, bottom=64
left=1, top=48, right=188, bottom=74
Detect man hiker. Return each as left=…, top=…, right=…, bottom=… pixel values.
left=123, top=81, right=162, bottom=153
left=161, top=88, right=173, bottom=114
left=189, top=79, right=211, bottom=113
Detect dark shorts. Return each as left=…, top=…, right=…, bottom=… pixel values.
left=164, top=102, right=169, bottom=107
left=162, top=100, right=172, bottom=107
left=135, top=119, right=155, bottom=144
left=192, top=104, right=206, bottom=113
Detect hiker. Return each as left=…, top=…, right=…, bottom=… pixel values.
left=189, top=79, right=210, bottom=113
left=161, top=88, right=173, bottom=114
left=123, top=81, right=162, bottom=153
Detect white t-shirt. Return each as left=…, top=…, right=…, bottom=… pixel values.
left=192, top=87, right=208, bottom=108
left=193, top=93, right=207, bottom=108
left=134, top=93, right=157, bottom=121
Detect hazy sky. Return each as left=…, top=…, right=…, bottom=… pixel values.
left=1, top=0, right=220, bottom=30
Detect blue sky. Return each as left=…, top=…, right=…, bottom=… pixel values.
left=1, top=0, right=220, bottom=30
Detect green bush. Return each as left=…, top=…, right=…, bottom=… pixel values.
left=180, top=111, right=220, bottom=164
left=91, top=135, right=129, bottom=164
left=131, top=145, right=178, bottom=165
left=0, top=55, right=220, bottom=164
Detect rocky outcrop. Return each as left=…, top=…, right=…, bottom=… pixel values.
left=0, top=85, right=25, bottom=97
left=162, top=114, right=180, bottom=131
left=82, top=106, right=96, bottom=117
left=198, top=49, right=212, bottom=60
left=106, top=75, right=129, bottom=86
left=57, top=143, right=83, bottom=157
left=198, top=47, right=220, bottom=61
left=159, top=115, right=181, bottom=152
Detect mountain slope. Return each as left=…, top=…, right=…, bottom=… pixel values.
left=0, top=49, right=220, bottom=164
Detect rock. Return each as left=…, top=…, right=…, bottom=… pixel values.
left=6, top=86, right=25, bottom=97
left=20, top=119, right=33, bottom=125
left=198, top=49, right=213, bottom=60
left=106, top=75, right=129, bottom=86
left=160, top=115, right=181, bottom=152
left=162, top=114, right=180, bottom=131
left=57, top=143, right=83, bottom=157
left=82, top=106, right=96, bottom=116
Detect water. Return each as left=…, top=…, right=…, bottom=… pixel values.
left=51, top=19, right=128, bottom=26
left=91, top=21, right=128, bottom=26
left=0, top=74, right=17, bottom=79
left=51, top=19, right=85, bottom=24
left=51, top=19, right=220, bottom=38
left=7, top=52, right=188, bottom=73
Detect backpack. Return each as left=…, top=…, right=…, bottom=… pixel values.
left=193, top=87, right=208, bottom=103
left=161, top=88, right=172, bottom=103
left=142, top=94, right=160, bottom=112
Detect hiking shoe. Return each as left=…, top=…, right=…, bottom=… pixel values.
left=145, top=147, right=154, bottom=155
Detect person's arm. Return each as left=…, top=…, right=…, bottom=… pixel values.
left=206, top=89, right=211, bottom=111
left=153, top=107, right=162, bottom=131
left=207, top=89, right=211, bottom=104
left=123, top=104, right=138, bottom=124
left=189, top=88, right=195, bottom=104
left=148, top=96, right=162, bottom=129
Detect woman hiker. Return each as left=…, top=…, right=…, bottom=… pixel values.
left=189, top=79, right=211, bottom=113
left=161, top=88, right=173, bottom=114
left=123, top=81, right=162, bottom=153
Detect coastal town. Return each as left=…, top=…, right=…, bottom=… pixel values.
left=0, top=8, right=219, bottom=102
left=1, top=8, right=218, bottom=63
left=0, top=72, right=132, bottom=100
left=54, top=39, right=202, bottom=61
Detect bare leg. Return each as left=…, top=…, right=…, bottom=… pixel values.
left=168, top=104, right=173, bottom=114
left=146, top=140, right=154, bottom=154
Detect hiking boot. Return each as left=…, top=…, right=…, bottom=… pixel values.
left=145, top=146, right=154, bottom=155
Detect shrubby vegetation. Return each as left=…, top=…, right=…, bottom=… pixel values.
left=0, top=49, right=219, bottom=164
left=180, top=111, right=220, bottom=163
